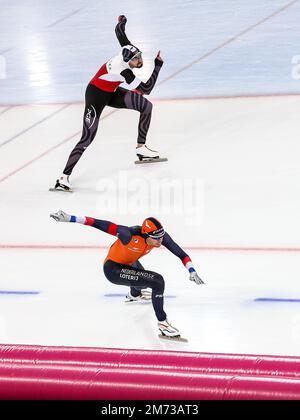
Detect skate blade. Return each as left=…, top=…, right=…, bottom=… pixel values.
left=140, top=290, right=152, bottom=297
left=158, top=334, right=188, bottom=343
left=124, top=290, right=152, bottom=302
left=135, top=158, right=168, bottom=165
left=49, top=188, right=73, bottom=193
left=124, top=298, right=152, bottom=303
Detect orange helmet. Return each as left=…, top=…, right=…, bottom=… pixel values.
left=141, top=217, right=165, bottom=238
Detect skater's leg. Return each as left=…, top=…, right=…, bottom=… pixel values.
left=103, top=260, right=167, bottom=321
left=130, top=260, right=145, bottom=297
left=62, top=84, right=112, bottom=177
left=108, top=89, right=153, bottom=145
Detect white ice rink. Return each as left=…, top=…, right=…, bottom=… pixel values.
left=1, top=1, right=300, bottom=356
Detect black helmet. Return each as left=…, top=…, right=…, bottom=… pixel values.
left=122, top=45, right=142, bottom=62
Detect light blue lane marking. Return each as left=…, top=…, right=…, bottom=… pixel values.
left=0, top=291, right=40, bottom=295
left=255, top=298, right=300, bottom=303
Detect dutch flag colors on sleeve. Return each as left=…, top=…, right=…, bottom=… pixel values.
left=69, top=216, right=119, bottom=237
left=182, top=256, right=195, bottom=273
left=70, top=215, right=94, bottom=225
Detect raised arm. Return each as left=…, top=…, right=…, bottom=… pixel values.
left=137, top=51, right=164, bottom=95
left=50, top=210, right=132, bottom=245
left=162, top=232, right=204, bottom=284
left=115, top=15, right=131, bottom=47
left=162, top=232, right=191, bottom=266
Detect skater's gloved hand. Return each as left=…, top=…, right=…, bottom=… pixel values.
left=155, top=50, right=164, bottom=67
left=118, top=15, right=127, bottom=24
left=50, top=210, right=71, bottom=223
left=189, top=271, right=205, bottom=285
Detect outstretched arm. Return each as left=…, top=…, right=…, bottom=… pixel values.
left=115, top=15, right=131, bottom=47
left=162, top=232, right=204, bottom=284
left=137, top=51, right=164, bottom=95
left=50, top=210, right=132, bottom=245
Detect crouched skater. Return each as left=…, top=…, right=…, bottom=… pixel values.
left=50, top=210, right=204, bottom=340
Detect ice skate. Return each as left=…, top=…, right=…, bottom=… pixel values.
left=49, top=174, right=72, bottom=192
left=158, top=319, right=188, bottom=342
left=135, top=145, right=168, bottom=164
left=125, top=289, right=152, bottom=302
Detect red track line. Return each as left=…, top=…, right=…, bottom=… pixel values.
left=152, top=92, right=300, bottom=102
left=0, top=109, right=118, bottom=184
left=0, top=90, right=296, bottom=184
left=0, top=106, right=14, bottom=116
left=1, top=92, right=300, bottom=108
left=0, top=103, right=72, bottom=108
left=0, top=131, right=79, bottom=184
left=0, top=244, right=300, bottom=253
left=0, top=104, right=70, bottom=148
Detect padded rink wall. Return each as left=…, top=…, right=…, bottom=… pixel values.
left=1, top=345, right=300, bottom=399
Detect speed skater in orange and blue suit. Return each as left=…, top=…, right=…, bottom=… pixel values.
left=50, top=210, right=204, bottom=338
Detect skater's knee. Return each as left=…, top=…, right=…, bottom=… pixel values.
left=154, top=273, right=165, bottom=292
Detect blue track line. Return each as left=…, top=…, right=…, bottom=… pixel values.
left=0, top=291, right=40, bottom=295
left=255, top=298, right=300, bottom=303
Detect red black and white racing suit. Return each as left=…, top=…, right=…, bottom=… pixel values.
left=62, top=20, right=163, bottom=176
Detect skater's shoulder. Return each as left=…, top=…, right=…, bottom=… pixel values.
left=129, top=225, right=142, bottom=236
left=107, top=53, right=129, bottom=73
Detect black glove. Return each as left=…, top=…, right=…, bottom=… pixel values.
left=155, top=50, right=164, bottom=67
left=118, top=15, right=127, bottom=24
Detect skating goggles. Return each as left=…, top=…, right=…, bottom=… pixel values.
left=130, top=51, right=142, bottom=61
left=148, top=230, right=165, bottom=240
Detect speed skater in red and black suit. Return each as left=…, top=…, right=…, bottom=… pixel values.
left=53, top=15, right=164, bottom=192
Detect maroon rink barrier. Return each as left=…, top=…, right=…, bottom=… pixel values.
left=1, top=344, right=300, bottom=399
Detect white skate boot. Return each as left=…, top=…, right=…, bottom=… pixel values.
left=135, top=145, right=167, bottom=164
left=125, top=289, right=152, bottom=302
left=158, top=319, right=187, bottom=342
left=50, top=174, right=72, bottom=192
